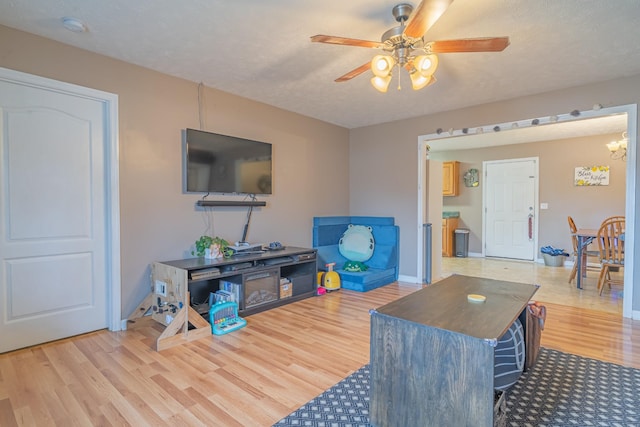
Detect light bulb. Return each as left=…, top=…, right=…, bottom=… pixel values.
left=414, top=54, right=439, bottom=77
left=409, top=72, right=436, bottom=90
left=371, top=55, right=395, bottom=78
left=371, top=75, right=392, bottom=93
left=410, top=73, right=430, bottom=90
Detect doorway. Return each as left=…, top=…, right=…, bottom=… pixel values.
left=0, top=67, right=121, bottom=352
left=416, top=104, right=637, bottom=319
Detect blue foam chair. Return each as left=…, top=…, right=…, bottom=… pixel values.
left=312, top=216, right=399, bottom=292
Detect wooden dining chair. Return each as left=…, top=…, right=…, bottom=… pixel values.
left=567, top=216, right=600, bottom=284
left=596, top=217, right=625, bottom=295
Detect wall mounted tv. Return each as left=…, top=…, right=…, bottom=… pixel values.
left=184, top=128, right=272, bottom=194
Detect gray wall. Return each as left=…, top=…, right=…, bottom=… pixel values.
left=1, top=25, right=351, bottom=317
left=350, top=76, right=640, bottom=313
left=430, top=133, right=626, bottom=255
left=3, top=23, right=640, bottom=315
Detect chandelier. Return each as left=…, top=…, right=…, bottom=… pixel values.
left=606, top=132, right=628, bottom=160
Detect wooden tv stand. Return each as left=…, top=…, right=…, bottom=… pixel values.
left=129, top=247, right=317, bottom=351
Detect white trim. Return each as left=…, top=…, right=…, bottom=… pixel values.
left=105, top=87, right=122, bottom=332
left=0, top=67, right=122, bottom=331
left=416, top=143, right=427, bottom=283
left=398, top=274, right=420, bottom=284
left=417, top=104, right=637, bottom=319
left=622, top=103, right=636, bottom=319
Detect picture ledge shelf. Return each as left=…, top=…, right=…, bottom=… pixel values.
left=196, top=200, right=266, bottom=207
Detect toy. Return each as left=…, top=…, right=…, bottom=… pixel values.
left=209, top=301, right=246, bottom=335
left=321, top=262, right=341, bottom=291
left=339, top=224, right=375, bottom=262
left=343, top=260, right=369, bottom=272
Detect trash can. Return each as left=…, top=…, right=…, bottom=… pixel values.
left=540, top=246, right=568, bottom=267
left=542, top=253, right=565, bottom=267
left=455, top=228, right=470, bottom=257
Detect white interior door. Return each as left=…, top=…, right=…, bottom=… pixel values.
left=484, top=158, right=538, bottom=260
left=0, top=69, right=118, bottom=352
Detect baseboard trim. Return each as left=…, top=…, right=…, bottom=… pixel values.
left=397, top=274, right=420, bottom=284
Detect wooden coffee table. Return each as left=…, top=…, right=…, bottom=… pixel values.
left=369, top=274, right=538, bottom=427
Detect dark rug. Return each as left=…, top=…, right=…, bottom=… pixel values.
left=273, top=347, right=640, bottom=427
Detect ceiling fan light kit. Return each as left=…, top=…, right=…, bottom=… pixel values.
left=409, top=72, right=435, bottom=90
left=371, top=75, right=393, bottom=93
left=415, top=54, right=438, bottom=76
left=311, top=0, right=509, bottom=93
left=372, top=55, right=396, bottom=77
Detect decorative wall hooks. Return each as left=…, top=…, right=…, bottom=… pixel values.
left=429, top=104, right=604, bottom=139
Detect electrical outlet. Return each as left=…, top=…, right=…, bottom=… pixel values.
left=154, top=280, right=167, bottom=297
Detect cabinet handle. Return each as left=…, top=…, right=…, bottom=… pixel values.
left=528, top=213, right=533, bottom=241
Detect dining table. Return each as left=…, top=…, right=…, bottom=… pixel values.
left=573, top=228, right=598, bottom=289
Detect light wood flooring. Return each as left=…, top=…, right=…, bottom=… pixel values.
left=1, top=272, right=639, bottom=426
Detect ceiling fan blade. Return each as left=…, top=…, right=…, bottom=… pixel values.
left=311, top=35, right=382, bottom=49
left=335, top=62, right=371, bottom=82
left=427, top=37, right=510, bottom=53
left=404, top=0, right=454, bottom=39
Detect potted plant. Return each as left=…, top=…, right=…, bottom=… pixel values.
left=192, top=235, right=232, bottom=259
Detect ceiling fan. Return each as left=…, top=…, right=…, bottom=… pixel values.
left=310, top=0, right=510, bottom=92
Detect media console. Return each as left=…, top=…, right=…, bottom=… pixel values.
left=129, top=247, right=317, bottom=350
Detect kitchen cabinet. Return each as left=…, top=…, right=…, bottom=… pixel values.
left=442, top=161, right=459, bottom=196
left=442, top=217, right=459, bottom=257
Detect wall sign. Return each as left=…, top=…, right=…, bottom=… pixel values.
left=574, top=166, right=609, bottom=186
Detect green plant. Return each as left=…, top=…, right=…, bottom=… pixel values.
left=192, top=235, right=231, bottom=257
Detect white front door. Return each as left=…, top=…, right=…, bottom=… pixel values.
left=0, top=68, right=119, bottom=352
left=484, top=158, right=538, bottom=260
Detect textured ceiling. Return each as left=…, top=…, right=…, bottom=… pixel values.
left=1, top=0, right=640, bottom=129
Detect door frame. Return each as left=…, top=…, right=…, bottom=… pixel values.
left=482, top=157, right=539, bottom=260
left=416, top=104, right=637, bottom=319
left=0, top=67, right=122, bottom=331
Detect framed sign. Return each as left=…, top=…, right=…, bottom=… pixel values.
left=574, top=166, right=609, bottom=186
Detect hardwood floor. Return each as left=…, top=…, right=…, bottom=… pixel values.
left=1, top=278, right=639, bottom=426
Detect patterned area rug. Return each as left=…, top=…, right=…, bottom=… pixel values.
left=273, top=347, right=640, bottom=427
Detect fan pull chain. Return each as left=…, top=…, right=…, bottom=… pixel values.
left=397, top=65, right=402, bottom=90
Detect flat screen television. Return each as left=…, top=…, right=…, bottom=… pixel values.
left=184, top=128, right=272, bottom=194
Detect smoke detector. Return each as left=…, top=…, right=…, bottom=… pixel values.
left=61, top=17, right=88, bottom=33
